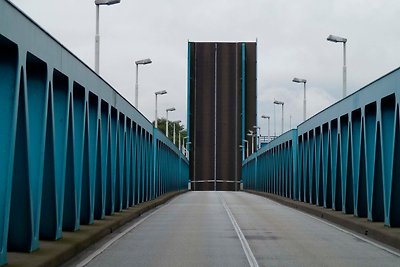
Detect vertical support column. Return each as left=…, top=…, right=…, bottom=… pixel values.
left=241, top=43, right=246, bottom=160
left=0, top=37, right=18, bottom=265
left=40, top=69, right=70, bottom=241
left=153, top=129, right=158, bottom=199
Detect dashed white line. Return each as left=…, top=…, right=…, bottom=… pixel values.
left=219, top=193, right=260, bottom=267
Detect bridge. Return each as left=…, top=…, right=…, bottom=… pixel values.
left=1, top=1, right=400, bottom=266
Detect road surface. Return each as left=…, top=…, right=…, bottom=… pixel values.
left=70, top=191, right=400, bottom=267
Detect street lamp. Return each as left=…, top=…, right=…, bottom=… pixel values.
left=165, top=107, right=176, bottom=138
left=179, top=130, right=185, bottom=151
left=261, top=115, right=270, bottom=143
left=242, top=139, right=249, bottom=159
left=135, top=58, right=152, bottom=108
left=94, top=0, right=121, bottom=74
left=274, top=100, right=284, bottom=135
left=247, top=130, right=255, bottom=154
left=253, top=126, right=261, bottom=150
left=154, top=90, right=167, bottom=128
left=292, top=77, right=307, bottom=121
left=173, top=120, right=181, bottom=145
left=185, top=142, right=191, bottom=158
left=327, top=34, right=347, bottom=98
left=183, top=136, right=189, bottom=157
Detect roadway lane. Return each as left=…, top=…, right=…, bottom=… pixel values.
left=222, top=192, right=400, bottom=267
left=75, top=192, right=400, bottom=267
left=77, top=192, right=249, bottom=267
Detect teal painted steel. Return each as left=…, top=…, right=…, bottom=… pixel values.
left=0, top=1, right=189, bottom=265
left=243, top=65, right=400, bottom=229
left=241, top=43, right=246, bottom=158
left=243, top=130, right=298, bottom=198
left=186, top=42, right=191, bottom=152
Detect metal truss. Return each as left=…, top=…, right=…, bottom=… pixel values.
left=0, top=1, right=188, bottom=265
left=243, top=64, right=400, bottom=230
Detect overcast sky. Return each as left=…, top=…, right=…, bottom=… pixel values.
left=9, top=0, right=400, bottom=136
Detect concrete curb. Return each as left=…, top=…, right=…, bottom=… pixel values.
left=7, top=190, right=187, bottom=267
left=245, top=190, right=400, bottom=251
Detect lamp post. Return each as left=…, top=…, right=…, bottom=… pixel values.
left=165, top=107, right=176, bottom=138
left=327, top=34, right=347, bottom=98
left=135, top=58, right=152, bottom=108
left=292, top=78, right=307, bottom=121
left=173, top=120, right=181, bottom=145
left=154, top=90, right=167, bottom=128
left=185, top=142, right=191, bottom=158
left=247, top=130, right=255, bottom=154
left=243, top=139, right=249, bottom=159
left=94, top=0, right=121, bottom=74
left=253, top=126, right=260, bottom=150
left=261, top=115, right=270, bottom=143
left=274, top=100, right=284, bottom=134
left=274, top=103, right=276, bottom=137
left=183, top=136, right=189, bottom=156
left=179, top=130, right=185, bottom=151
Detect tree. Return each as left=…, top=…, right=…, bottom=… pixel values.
left=153, top=118, right=187, bottom=147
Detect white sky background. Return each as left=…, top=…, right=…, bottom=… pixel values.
left=9, top=0, right=400, bottom=136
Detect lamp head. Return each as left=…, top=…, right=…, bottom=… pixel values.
left=135, top=58, right=152, bottom=65
left=166, top=107, right=176, bottom=112
left=327, top=34, right=347, bottom=43
left=274, top=100, right=284, bottom=105
left=95, top=0, right=121, bottom=5
left=155, top=90, right=167, bottom=95
left=292, top=77, right=307, bottom=83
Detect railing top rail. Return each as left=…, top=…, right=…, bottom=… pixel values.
left=154, top=128, right=188, bottom=161
left=297, top=66, right=400, bottom=135
left=0, top=0, right=153, bottom=133
left=243, top=129, right=297, bottom=165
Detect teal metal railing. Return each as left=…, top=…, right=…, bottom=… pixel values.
left=243, top=66, right=400, bottom=229
left=243, top=130, right=297, bottom=200
left=0, top=1, right=188, bottom=265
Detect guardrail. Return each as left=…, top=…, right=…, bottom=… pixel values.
left=243, top=65, right=400, bottom=229
left=0, top=1, right=188, bottom=265
left=243, top=130, right=297, bottom=200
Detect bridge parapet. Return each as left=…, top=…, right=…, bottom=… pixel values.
left=297, top=67, right=400, bottom=226
left=243, top=129, right=298, bottom=200
left=243, top=66, right=400, bottom=229
left=0, top=1, right=188, bottom=265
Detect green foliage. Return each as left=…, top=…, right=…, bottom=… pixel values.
left=153, top=118, right=187, bottom=146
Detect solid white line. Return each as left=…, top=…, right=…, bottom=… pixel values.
left=257, top=193, right=400, bottom=258
left=219, top=193, right=259, bottom=267
left=75, top=202, right=171, bottom=267
left=296, top=209, right=400, bottom=257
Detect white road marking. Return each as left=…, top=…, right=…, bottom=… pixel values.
left=75, top=202, right=171, bottom=267
left=219, top=193, right=260, bottom=267
left=296, top=209, right=400, bottom=257
left=256, top=193, right=400, bottom=258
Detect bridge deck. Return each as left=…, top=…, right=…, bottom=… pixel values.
left=70, top=192, right=400, bottom=267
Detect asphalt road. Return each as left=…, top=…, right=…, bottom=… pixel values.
left=72, top=192, right=400, bottom=267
